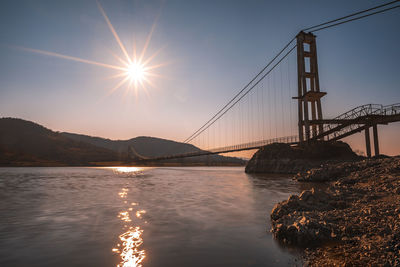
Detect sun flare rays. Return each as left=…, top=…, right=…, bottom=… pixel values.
left=17, top=1, right=166, bottom=98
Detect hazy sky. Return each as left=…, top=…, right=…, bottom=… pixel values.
left=0, top=0, right=399, bottom=155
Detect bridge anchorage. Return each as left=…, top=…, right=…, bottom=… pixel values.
left=132, top=27, right=399, bottom=163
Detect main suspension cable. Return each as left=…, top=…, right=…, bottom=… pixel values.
left=303, top=0, right=399, bottom=32
left=184, top=0, right=400, bottom=144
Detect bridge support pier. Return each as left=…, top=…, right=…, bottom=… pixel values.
left=365, top=125, right=380, bottom=158
left=373, top=124, right=380, bottom=156
left=365, top=127, right=371, bottom=158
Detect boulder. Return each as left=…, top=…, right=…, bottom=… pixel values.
left=245, top=141, right=360, bottom=174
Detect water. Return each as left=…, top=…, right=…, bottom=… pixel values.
left=0, top=167, right=309, bottom=267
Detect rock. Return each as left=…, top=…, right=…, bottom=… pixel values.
left=275, top=215, right=333, bottom=246
left=294, top=157, right=399, bottom=182
left=245, top=141, right=360, bottom=174
left=270, top=157, right=400, bottom=266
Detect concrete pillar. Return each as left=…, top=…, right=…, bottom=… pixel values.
left=373, top=124, right=380, bottom=156
left=365, top=127, right=371, bottom=158
left=296, top=31, right=326, bottom=142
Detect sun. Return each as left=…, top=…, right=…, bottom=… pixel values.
left=125, top=61, right=146, bottom=83
left=19, top=1, right=167, bottom=98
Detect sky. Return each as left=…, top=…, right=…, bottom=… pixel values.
left=0, top=0, right=399, bottom=155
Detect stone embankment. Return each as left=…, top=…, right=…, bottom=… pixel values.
left=245, top=141, right=360, bottom=174
left=271, top=157, right=400, bottom=266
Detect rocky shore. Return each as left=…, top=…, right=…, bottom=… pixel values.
left=271, top=157, right=400, bottom=266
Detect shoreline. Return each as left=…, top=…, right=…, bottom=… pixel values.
left=270, top=157, right=400, bottom=266
left=0, top=162, right=246, bottom=168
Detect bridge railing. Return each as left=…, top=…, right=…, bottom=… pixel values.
left=136, top=135, right=300, bottom=162
left=321, top=104, right=372, bottom=139
left=205, top=135, right=299, bottom=154
left=381, top=103, right=400, bottom=116
left=321, top=103, right=400, bottom=140
left=331, top=104, right=382, bottom=121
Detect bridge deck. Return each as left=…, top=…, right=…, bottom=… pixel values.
left=134, top=103, right=399, bottom=163
left=136, top=136, right=299, bottom=162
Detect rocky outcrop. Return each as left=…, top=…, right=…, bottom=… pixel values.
left=294, top=159, right=384, bottom=182
left=245, top=141, right=360, bottom=173
left=271, top=188, right=341, bottom=246
left=271, top=157, right=400, bottom=266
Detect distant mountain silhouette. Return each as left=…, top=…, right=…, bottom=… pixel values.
left=61, top=133, right=200, bottom=156
left=0, top=118, right=120, bottom=166
left=61, top=133, right=244, bottom=164
left=0, top=118, right=244, bottom=166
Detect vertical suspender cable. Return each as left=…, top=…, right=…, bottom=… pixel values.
left=273, top=70, right=277, bottom=138
left=261, top=77, right=265, bottom=141
left=268, top=75, right=272, bottom=139
left=288, top=54, right=293, bottom=136
left=280, top=63, right=285, bottom=136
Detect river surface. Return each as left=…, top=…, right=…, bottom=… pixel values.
left=0, top=167, right=309, bottom=267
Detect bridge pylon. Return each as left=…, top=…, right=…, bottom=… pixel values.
left=295, top=31, right=326, bottom=142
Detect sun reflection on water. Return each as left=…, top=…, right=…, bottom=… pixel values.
left=113, top=226, right=145, bottom=267
left=114, top=167, right=143, bottom=173
left=118, top=211, right=132, bottom=222
left=113, top=169, right=147, bottom=267
left=119, top=188, right=129, bottom=198
left=135, top=210, right=146, bottom=219
left=102, top=167, right=145, bottom=175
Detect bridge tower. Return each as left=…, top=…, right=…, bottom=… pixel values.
left=295, top=31, right=326, bottom=142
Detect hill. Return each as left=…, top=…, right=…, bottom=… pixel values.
left=61, top=132, right=244, bottom=164
left=0, top=118, right=244, bottom=166
left=61, top=133, right=200, bottom=156
left=0, top=118, right=120, bottom=166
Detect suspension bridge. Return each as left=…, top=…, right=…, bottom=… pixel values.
left=131, top=1, right=400, bottom=162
